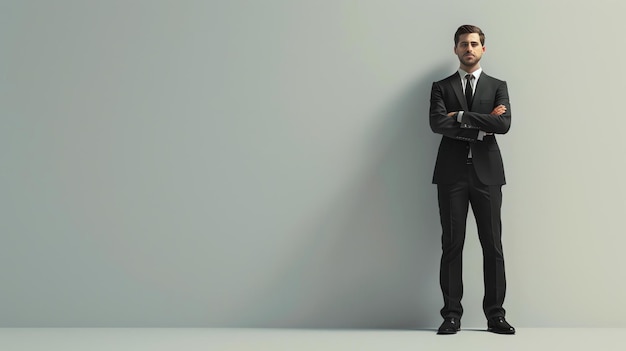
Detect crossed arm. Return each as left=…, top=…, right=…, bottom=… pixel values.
left=430, top=80, right=511, bottom=142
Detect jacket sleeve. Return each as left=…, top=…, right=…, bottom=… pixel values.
left=429, top=81, right=480, bottom=142
left=459, top=80, right=511, bottom=134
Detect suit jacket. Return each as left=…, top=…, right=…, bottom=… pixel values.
left=430, top=72, right=511, bottom=185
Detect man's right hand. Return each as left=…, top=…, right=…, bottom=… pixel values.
left=491, top=105, right=506, bottom=116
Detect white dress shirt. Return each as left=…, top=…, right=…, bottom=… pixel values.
left=456, top=68, right=486, bottom=157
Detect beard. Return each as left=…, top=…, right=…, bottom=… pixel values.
left=459, top=54, right=480, bottom=67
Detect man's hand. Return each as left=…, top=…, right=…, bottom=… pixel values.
left=447, top=112, right=457, bottom=117
left=491, top=104, right=506, bottom=116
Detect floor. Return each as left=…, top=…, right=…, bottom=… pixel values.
left=1, top=328, right=623, bottom=351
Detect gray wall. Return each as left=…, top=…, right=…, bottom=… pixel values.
left=1, top=0, right=625, bottom=328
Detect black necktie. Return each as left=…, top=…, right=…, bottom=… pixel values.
left=465, top=74, right=473, bottom=110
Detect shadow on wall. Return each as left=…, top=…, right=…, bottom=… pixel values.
left=239, top=65, right=453, bottom=329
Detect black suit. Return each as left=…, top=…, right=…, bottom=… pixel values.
left=429, top=71, right=511, bottom=320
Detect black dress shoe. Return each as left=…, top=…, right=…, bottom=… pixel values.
left=487, top=316, right=515, bottom=334
left=437, top=317, right=461, bottom=335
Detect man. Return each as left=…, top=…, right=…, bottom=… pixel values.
left=429, top=25, right=515, bottom=335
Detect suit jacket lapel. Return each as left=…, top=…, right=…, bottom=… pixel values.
left=451, top=73, right=470, bottom=111
left=473, top=74, right=487, bottom=104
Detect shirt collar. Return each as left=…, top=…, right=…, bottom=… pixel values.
left=458, top=67, right=483, bottom=80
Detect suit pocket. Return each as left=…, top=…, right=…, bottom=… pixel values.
left=479, top=99, right=493, bottom=105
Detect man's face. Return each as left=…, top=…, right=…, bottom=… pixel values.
left=454, top=33, right=485, bottom=68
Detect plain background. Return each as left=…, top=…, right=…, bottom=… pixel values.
left=1, top=0, right=625, bottom=328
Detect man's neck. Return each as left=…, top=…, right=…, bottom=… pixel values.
left=460, top=64, right=481, bottom=73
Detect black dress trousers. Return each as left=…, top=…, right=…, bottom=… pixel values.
left=437, top=161, right=507, bottom=319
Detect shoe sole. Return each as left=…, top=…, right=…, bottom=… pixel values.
left=487, top=328, right=515, bottom=335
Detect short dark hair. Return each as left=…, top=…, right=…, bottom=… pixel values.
left=454, top=25, right=485, bottom=46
